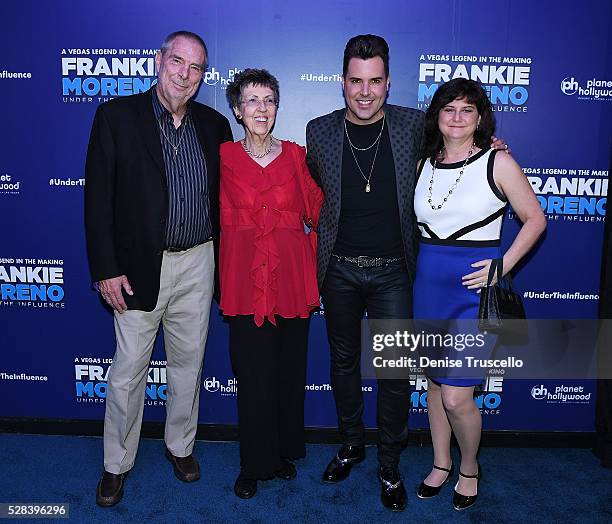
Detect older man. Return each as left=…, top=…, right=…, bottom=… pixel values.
left=85, top=30, right=232, bottom=506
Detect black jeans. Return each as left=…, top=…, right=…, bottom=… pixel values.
left=321, top=256, right=412, bottom=466
left=228, top=315, right=309, bottom=479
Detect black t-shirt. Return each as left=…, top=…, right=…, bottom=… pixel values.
left=334, top=117, right=404, bottom=257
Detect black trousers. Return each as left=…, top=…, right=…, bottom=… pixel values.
left=228, top=315, right=309, bottom=479
left=321, top=256, right=412, bottom=466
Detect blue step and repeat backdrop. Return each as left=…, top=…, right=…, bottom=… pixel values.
left=2, top=1, right=611, bottom=432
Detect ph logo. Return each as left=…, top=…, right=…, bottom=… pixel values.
left=531, top=384, right=548, bottom=400
left=560, top=77, right=579, bottom=95
left=203, top=67, right=220, bottom=86
left=202, top=376, right=220, bottom=392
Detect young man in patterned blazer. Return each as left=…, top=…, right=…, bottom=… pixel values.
left=306, top=34, right=423, bottom=512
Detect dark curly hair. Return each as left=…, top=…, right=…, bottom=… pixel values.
left=423, top=78, right=495, bottom=159
left=225, top=68, right=279, bottom=120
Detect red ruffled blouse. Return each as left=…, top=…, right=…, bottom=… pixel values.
left=219, top=140, right=323, bottom=326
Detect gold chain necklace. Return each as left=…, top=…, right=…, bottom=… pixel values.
left=344, top=117, right=385, bottom=193
left=427, top=144, right=474, bottom=210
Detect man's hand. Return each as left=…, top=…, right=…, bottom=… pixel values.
left=98, top=275, right=133, bottom=313
left=491, top=136, right=510, bottom=154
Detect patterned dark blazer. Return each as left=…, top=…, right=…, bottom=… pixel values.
left=306, top=104, right=424, bottom=287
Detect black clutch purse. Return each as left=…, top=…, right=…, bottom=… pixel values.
left=478, top=258, right=526, bottom=333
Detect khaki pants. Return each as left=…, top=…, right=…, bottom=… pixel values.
left=103, top=242, right=214, bottom=474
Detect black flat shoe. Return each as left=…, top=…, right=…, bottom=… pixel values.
left=234, top=472, right=257, bottom=499
left=378, top=465, right=407, bottom=512
left=322, top=444, right=365, bottom=483
left=453, top=464, right=481, bottom=511
left=275, top=459, right=297, bottom=480
left=416, top=464, right=454, bottom=499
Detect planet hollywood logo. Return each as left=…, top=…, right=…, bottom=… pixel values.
left=202, top=376, right=237, bottom=396
left=560, top=75, right=612, bottom=101
left=0, top=173, right=20, bottom=195
left=531, top=384, right=548, bottom=400
left=530, top=383, right=591, bottom=403
left=202, top=376, right=220, bottom=392
left=560, top=77, right=579, bottom=96
left=202, top=66, right=243, bottom=88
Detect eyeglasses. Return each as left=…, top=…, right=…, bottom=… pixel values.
left=241, top=96, right=277, bottom=108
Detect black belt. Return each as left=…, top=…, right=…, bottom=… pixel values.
left=166, top=237, right=212, bottom=253
left=332, top=254, right=404, bottom=268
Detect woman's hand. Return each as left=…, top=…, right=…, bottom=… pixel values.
left=462, top=259, right=495, bottom=291
left=491, top=135, right=510, bottom=154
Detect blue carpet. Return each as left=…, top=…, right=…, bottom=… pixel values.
left=0, top=434, right=610, bottom=523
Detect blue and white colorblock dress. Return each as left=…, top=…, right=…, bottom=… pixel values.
left=413, top=148, right=507, bottom=386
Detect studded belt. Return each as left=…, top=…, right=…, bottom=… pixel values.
left=332, top=254, right=404, bottom=268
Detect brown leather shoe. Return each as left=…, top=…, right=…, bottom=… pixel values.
left=165, top=448, right=201, bottom=482
left=96, top=470, right=126, bottom=507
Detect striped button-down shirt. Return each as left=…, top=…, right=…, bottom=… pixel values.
left=152, top=87, right=211, bottom=249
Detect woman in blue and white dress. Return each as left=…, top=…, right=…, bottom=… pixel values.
left=413, top=79, right=546, bottom=510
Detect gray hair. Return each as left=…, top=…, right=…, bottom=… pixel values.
left=226, top=68, right=280, bottom=111
left=160, top=31, right=208, bottom=67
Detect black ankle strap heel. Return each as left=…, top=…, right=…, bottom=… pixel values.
left=453, top=464, right=481, bottom=511
left=416, top=463, right=454, bottom=499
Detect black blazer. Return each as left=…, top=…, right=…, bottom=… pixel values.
left=305, top=104, right=425, bottom=287
left=84, top=90, right=233, bottom=311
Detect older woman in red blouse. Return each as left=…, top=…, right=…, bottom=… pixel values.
left=220, top=69, right=323, bottom=499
